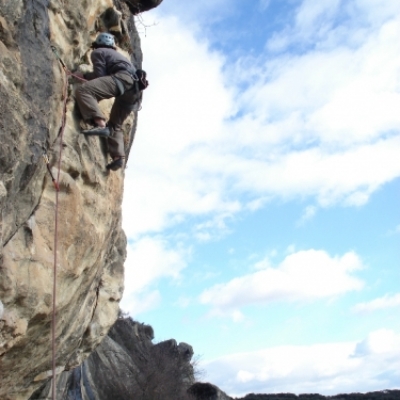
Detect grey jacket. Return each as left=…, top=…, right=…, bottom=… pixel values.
left=84, top=47, right=134, bottom=80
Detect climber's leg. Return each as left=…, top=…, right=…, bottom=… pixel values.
left=106, top=157, right=124, bottom=171
left=75, top=76, right=119, bottom=136
left=107, top=125, right=125, bottom=159
left=106, top=95, right=133, bottom=160
left=106, top=122, right=125, bottom=171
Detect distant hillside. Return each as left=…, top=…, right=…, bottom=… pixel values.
left=236, top=390, right=400, bottom=400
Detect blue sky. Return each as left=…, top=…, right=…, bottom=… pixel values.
left=120, top=0, right=400, bottom=396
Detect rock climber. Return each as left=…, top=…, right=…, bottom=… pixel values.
left=74, top=32, right=148, bottom=171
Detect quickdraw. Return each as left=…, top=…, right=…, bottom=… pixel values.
left=50, top=45, right=67, bottom=69
left=43, top=154, right=60, bottom=192
left=50, top=45, right=87, bottom=82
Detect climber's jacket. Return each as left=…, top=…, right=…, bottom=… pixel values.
left=83, top=47, right=138, bottom=96
left=84, top=47, right=132, bottom=79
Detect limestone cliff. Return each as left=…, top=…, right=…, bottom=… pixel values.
left=0, top=1, right=161, bottom=399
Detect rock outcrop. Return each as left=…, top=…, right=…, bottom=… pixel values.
left=124, top=0, right=163, bottom=15
left=28, top=318, right=196, bottom=400
left=188, top=383, right=233, bottom=400
left=26, top=316, right=400, bottom=400
left=0, top=1, right=161, bottom=399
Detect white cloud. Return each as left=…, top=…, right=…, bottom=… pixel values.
left=121, top=290, right=162, bottom=316
left=266, top=0, right=399, bottom=52
left=123, top=15, right=237, bottom=238
left=242, top=19, right=400, bottom=147
left=297, top=205, right=317, bottom=226
left=199, top=249, right=364, bottom=315
left=193, top=212, right=237, bottom=242
left=353, top=329, right=400, bottom=356
left=307, top=21, right=400, bottom=144
left=353, top=293, right=400, bottom=314
left=295, top=0, right=342, bottom=35
left=123, top=8, right=400, bottom=238
left=253, top=257, right=273, bottom=271
left=210, top=136, right=400, bottom=208
left=202, top=329, right=400, bottom=396
left=245, top=197, right=270, bottom=212
left=118, top=3, right=400, bottom=394
left=120, top=236, right=189, bottom=315
left=352, top=0, right=400, bottom=26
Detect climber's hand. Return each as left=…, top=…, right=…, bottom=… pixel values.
left=71, top=71, right=85, bottom=81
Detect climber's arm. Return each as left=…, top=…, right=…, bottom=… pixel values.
left=82, top=71, right=96, bottom=80
left=90, top=49, right=108, bottom=78
left=80, top=49, right=106, bottom=81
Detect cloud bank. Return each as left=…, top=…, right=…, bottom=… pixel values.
left=117, top=0, right=400, bottom=396
left=120, top=236, right=189, bottom=315
left=123, top=2, right=400, bottom=239
left=353, top=293, right=400, bottom=314
left=203, top=329, right=400, bottom=397
left=199, top=249, right=364, bottom=316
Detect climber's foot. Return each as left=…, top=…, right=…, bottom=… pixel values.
left=106, top=157, right=124, bottom=171
left=82, top=126, right=110, bottom=137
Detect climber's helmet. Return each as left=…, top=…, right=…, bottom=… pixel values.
left=94, top=32, right=115, bottom=48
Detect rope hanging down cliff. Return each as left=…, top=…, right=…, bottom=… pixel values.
left=47, top=39, right=149, bottom=397
left=48, top=44, right=74, bottom=400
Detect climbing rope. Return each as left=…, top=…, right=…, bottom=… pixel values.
left=51, top=46, right=87, bottom=82
left=48, top=45, right=74, bottom=400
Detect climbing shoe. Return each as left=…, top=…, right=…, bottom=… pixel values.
left=106, top=158, right=124, bottom=171
left=82, top=126, right=110, bottom=137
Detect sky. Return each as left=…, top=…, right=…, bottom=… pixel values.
left=120, top=0, right=400, bottom=397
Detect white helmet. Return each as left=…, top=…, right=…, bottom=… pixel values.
left=94, top=32, right=115, bottom=47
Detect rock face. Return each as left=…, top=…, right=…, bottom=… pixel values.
left=28, top=318, right=196, bottom=400
left=188, top=383, right=233, bottom=400
left=124, top=0, right=164, bottom=14
left=0, top=1, right=149, bottom=398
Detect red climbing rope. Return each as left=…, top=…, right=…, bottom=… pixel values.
left=48, top=45, right=88, bottom=399
left=66, top=70, right=87, bottom=83
left=50, top=55, right=70, bottom=400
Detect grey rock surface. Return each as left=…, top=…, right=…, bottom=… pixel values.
left=29, top=318, right=196, bottom=400
left=124, top=0, right=164, bottom=15
left=188, top=382, right=233, bottom=400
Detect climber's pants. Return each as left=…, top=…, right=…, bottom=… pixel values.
left=75, top=72, right=136, bottom=158
left=108, top=93, right=136, bottom=159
